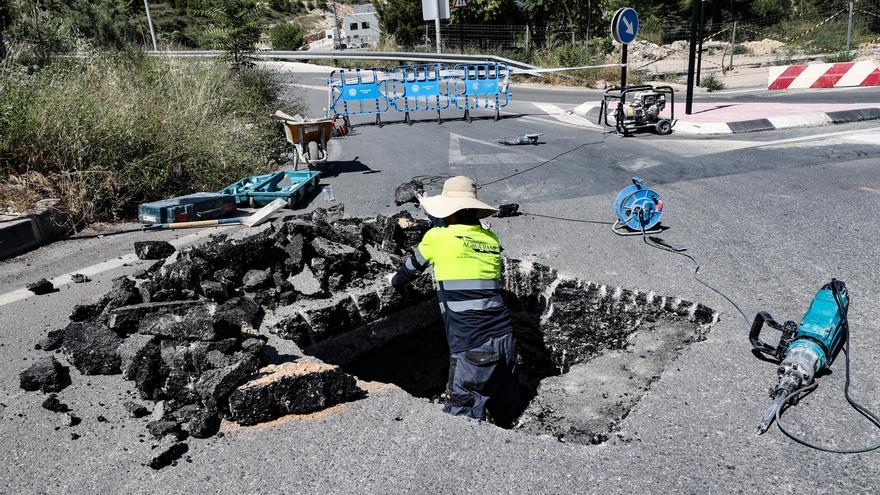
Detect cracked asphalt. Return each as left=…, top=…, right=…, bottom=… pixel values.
left=1, top=64, right=879, bottom=494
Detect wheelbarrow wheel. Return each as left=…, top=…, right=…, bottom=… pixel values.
left=248, top=196, right=255, bottom=209
left=307, top=141, right=319, bottom=165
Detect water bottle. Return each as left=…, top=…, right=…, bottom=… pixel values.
left=322, top=185, right=335, bottom=201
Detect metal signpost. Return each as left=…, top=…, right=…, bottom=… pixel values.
left=452, top=0, right=467, bottom=53
left=611, top=8, right=639, bottom=88
left=422, top=0, right=451, bottom=54
left=685, top=0, right=700, bottom=114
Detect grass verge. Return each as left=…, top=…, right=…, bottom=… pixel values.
left=0, top=55, right=292, bottom=230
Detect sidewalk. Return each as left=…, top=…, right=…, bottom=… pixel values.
left=574, top=100, right=880, bottom=135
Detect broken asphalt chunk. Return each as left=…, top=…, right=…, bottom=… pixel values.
left=41, top=394, right=71, bottom=413
left=61, top=322, right=123, bottom=375
left=123, top=401, right=150, bottom=418
left=19, top=356, right=69, bottom=393
left=134, top=241, right=176, bottom=260
left=148, top=442, right=188, bottom=470
left=394, top=180, right=424, bottom=206
left=228, top=362, right=361, bottom=426
left=26, top=279, right=55, bottom=295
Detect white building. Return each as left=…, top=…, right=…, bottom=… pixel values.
left=343, top=4, right=380, bottom=48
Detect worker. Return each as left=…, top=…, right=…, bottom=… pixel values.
left=386, top=176, right=520, bottom=428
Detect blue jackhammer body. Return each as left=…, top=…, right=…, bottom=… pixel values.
left=750, top=280, right=849, bottom=434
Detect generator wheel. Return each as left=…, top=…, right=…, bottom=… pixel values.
left=656, top=119, right=672, bottom=135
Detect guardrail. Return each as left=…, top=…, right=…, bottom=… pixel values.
left=145, top=49, right=540, bottom=73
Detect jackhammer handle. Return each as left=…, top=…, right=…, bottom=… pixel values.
left=749, top=311, right=783, bottom=359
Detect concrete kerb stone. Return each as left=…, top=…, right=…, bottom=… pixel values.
left=0, top=199, right=70, bottom=260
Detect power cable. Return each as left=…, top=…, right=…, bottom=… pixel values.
left=637, top=222, right=751, bottom=325
left=520, top=212, right=613, bottom=226
left=476, top=139, right=606, bottom=189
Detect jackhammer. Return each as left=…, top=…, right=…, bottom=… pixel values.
left=750, top=279, right=880, bottom=453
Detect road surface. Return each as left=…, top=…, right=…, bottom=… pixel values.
left=2, top=65, right=879, bottom=494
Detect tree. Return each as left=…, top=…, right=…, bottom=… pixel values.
left=51, top=0, right=148, bottom=49
left=4, top=0, right=75, bottom=66
left=373, top=0, right=422, bottom=46
left=750, top=0, right=786, bottom=17
left=269, top=22, right=304, bottom=49
left=199, top=0, right=267, bottom=67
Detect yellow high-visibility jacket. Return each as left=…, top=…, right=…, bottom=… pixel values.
left=391, top=224, right=513, bottom=352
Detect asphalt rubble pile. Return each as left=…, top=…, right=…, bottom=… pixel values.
left=21, top=202, right=721, bottom=463
left=21, top=204, right=435, bottom=469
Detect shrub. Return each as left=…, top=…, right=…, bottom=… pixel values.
left=270, top=22, right=306, bottom=50
left=701, top=72, right=724, bottom=92
left=0, top=55, right=294, bottom=228
left=824, top=51, right=856, bottom=63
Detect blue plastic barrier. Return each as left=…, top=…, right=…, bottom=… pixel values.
left=329, top=68, right=392, bottom=126
left=389, top=64, right=452, bottom=125
left=452, top=63, right=511, bottom=122
left=327, top=63, right=512, bottom=125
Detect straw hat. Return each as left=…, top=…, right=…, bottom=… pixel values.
left=418, top=176, right=497, bottom=220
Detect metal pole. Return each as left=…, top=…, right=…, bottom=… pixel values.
left=143, top=0, right=158, bottom=51
left=459, top=13, right=463, bottom=52
left=696, top=0, right=705, bottom=86
left=331, top=0, right=340, bottom=48
left=586, top=0, right=591, bottom=47
left=435, top=0, right=442, bottom=53
left=620, top=44, right=628, bottom=88
left=846, top=2, right=854, bottom=54
left=729, top=21, right=736, bottom=70
left=686, top=0, right=700, bottom=115
left=525, top=24, right=530, bottom=50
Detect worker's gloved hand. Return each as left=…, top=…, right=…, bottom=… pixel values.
left=385, top=273, right=395, bottom=287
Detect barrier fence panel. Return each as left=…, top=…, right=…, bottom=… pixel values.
left=389, top=63, right=452, bottom=125
left=329, top=68, right=392, bottom=126
left=328, top=63, right=511, bottom=125
left=452, top=63, right=511, bottom=122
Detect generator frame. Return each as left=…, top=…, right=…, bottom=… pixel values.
left=599, top=85, right=675, bottom=136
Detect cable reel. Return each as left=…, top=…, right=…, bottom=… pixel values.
left=612, top=177, right=663, bottom=235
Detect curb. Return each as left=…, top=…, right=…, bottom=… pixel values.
left=572, top=103, right=880, bottom=136
left=0, top=199, right=70, bottom=260
left=0, top=218, right=44, bottom=259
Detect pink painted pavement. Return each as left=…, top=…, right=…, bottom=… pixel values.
left=667, top=102, right=880, bottom=123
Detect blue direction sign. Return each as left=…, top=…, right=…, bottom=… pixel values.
left=611, top=8, right=639, bottom=44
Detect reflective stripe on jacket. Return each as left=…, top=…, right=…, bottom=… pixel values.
left=391, top=224, right=512, bottom=352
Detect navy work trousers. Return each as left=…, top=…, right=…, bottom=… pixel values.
left=443, top=332, right=520, bottom=428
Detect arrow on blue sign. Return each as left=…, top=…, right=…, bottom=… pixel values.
left=611, top=8, right=639, bottom=45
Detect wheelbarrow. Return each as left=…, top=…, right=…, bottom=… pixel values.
left=273, top=111, right=337, bottom=171
left=218, top=170, right=321, bottom=209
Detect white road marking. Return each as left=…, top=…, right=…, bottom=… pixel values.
left=0, top=229, right=220, bottom=308
left=448, top=132, right=543, bottom=165
left=285, top=82, right=328, bottom=91
left=531, top=102, right=600, bottom=128
left=840, top=131, right=880, bottom=145
left=621, top=157, right=665, bottom=171
left=517, top=115, right=602, bottom=130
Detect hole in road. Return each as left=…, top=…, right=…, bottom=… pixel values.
left=309, top=260, right=717, bottom=445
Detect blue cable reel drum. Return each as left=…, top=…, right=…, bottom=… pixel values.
left=613, top=177, right=663, bottom=234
